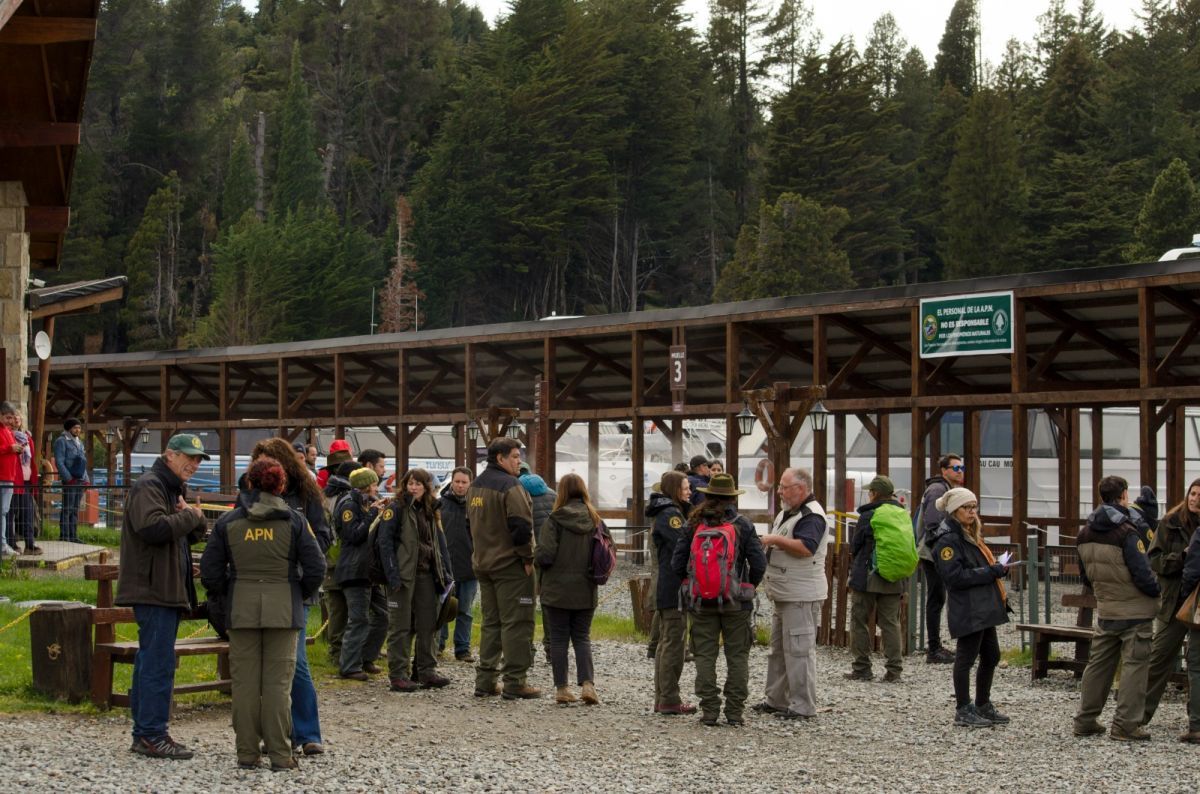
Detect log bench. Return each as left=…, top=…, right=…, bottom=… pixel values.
left=84, top=562, right=231, bottom=709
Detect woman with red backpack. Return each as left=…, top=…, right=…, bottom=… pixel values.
left=537, top=473, right=612, bottom=705
left=671, top=474, right=766, bottom=727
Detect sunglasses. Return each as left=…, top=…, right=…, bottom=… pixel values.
left=961, top=504, right=978, bottom=511
left=950, top=464, right=966, bottom=473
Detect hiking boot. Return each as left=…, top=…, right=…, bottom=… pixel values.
left=555, top=686, right=578, bottom=704
left=843, top=671, right=874, bottom=682
left=474, top=683, right=502, bottom=698
left=301, top=742, right=324, bottom=756
left=726, top=717, right=745, bottom=727
left=362, top=661, right=383, bottom=675
left=656, top=702, right=697, bottom=715
left=419, top=673, right=451, bottom=689
left=1110, top=724, right=1151, bottom=742
left=501, top=685, right=542, bottom=700
left=882, top=671, right=902, bottom=683
left=954, top=703, right=993, bottom=728
left=646, top=645, right=657, bottom=659
left=131, top=735, right=195, bottom=760
left=22, top=545, right=43, bottom=555
left=237, top=759, right=261, bottom=770
left=752, top=701, right=784, bottom=715
left=699, top=714, right=720, bottom=727
left=977, top=702, right=1010, bottom=724
left=580, top=681, right=600, bottom=705
left=1073, top=721, right=1107, bottom=737
left=926, top=647, right=955, bottom=664
left=455, top=652, right=475, bottom=663
left=270, top=758, right=299, bottom=772
left=1178, top=730, right=1200, bottom=744
left=389, top=677, right=419, bottom=692
left=340, top=671, right=369, bottom=682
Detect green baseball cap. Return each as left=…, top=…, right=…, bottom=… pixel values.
left=166, top=433, right=211, bottom=460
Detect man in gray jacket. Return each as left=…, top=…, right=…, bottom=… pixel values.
left=115, top=434, right=209, bottom=760
left=916, top=454, right=964, bottom=663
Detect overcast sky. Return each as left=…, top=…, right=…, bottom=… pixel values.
left=468, top=0, right=1145, bottom=65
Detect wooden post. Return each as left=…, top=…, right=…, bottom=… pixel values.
left=1010, top=297, right=1028, bottom=544
left=588, top=421, right=599, bottom=500
left=909, top=306, right=925, bottom=511
left=1066, top=407, right=1081, bottom=540
left=32, top=315, right=54, bottom=463
left=876, top=413, right=889, bottom=477
left=1166, top=404, right=1185, bottom=506
left=1090, top=406, right=1103, bottom=503
left=963, top=410, right=980, bottom=497
left=631, top=412, right=645, bottom=545
left=834, top=412, right=847, bottom=513
left=398, top=423, right=411, bottom=476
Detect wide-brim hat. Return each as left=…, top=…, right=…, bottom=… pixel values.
left=697, top=473, right=744, bottom=497
left=436, top=594, right=459, bottom=630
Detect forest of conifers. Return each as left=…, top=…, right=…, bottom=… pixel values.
left=55, top=0, right=1200, bottom=354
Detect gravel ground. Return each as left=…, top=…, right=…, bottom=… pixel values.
left=0, top=637, right=1195, bottom=793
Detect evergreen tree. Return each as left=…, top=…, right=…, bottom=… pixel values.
left=121, top=172, right=184, bottom=350
left=762, top=0, right=816, bottom=92
left=221, top=124, right=257, bottom=224
left=713, top=193, right=853, bottom=301
left=943, top=89, right=1027, bottom=279
left=864, top=13, right=907, bottom=101
left=933, top=0, right=978, bottom=95
left=1125, top=158, right=1199, bottom=261
left=271, top=42, right=325, bottom=216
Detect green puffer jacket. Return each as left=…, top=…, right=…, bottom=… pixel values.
left=536, top=500, right=602, bottom=611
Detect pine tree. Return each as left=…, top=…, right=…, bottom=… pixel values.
left=379, top=197, right=426, bottom=332
left=933, top=0, right=978, bottom=96
left=1125, top=158, right=1199, bottom=261
left=713, top=193, right=853, bottom=301
left=121, top=172, right=184, bottom=350
left=271, top=42, right=325, bottom=216
left=942, top=89, right=1027, bottom=279
left=863, top=13, right=907, bottom=101
left=761, top=0, right=816, bottom=92
left=221, top=124, right=256, bottom=225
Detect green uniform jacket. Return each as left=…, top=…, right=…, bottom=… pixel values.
left=537, top=500, right=603, bottom=610
left=115, top=457, right=207, bottom=609
left=468, top=462, right=534, bottom=575
left=200, top=490, right=325, bottom=630
left=1149, top=510, right=1197, bottom=624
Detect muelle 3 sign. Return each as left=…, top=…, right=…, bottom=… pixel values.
left=919, top=291, right=1014, bottom=359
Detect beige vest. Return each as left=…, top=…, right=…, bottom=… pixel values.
left=765, top=501, right=831, bottom=603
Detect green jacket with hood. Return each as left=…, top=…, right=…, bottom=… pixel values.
left=536, top=499, right=603, bottom=610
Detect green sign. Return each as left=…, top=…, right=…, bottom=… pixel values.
left=919, top=291, right=1014, bottom=359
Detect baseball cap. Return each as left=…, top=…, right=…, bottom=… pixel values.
left=329, top=439, right=351, bottom=454
left=166, top=433, right=211, bottom=460
left=292, top=441, right=306, bottom=453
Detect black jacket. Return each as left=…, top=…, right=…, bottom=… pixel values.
left=929, top=517, right=1009, bottom=639
left=671, top=503, right=766, bottom=612
left=647, top=491, right=687, bottom=611
left=332, top=489, right=380, bottom=586
left=440, top=490, right=474, bottom=582
left=1178, top=530, right=1200, bottom=609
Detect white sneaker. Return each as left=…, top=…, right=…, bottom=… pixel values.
left=0, top=544, right=17, bottom=556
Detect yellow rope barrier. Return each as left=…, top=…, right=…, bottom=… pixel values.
left=0, top=605, right=38, bottom=637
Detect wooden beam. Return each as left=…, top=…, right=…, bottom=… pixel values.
left=1028, top=328, right=1074, bottom=383
left=556, top=359, right=598, bottom=402
left=560, top=338, right=633, bottom=381
left=29, top=285, right=124, bottom=320
left=1026, top=297, right=1139, bottom=367
left=827, top=340, right=873, bottom=394
left=24, top=205, right=69, bottom=234
left=1155, top=319, right=1200, bottom=381
left=0, top=121, right=80, bottom=147
left=0, top=16, right=96, bottom=45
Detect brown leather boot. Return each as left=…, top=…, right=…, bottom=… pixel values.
left=580, top=681, right=599, bottom=705
left=555, top=686, right=577, bottom=704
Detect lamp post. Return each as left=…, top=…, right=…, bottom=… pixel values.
left=740, top=383, right=828, bottom=500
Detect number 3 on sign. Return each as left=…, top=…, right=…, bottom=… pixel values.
left=669, top=345, right=687, bottom=389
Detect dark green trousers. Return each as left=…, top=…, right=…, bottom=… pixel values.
left=229, top=627, right=298, bottom=767
left=1142, top=616, right=1189, bottom=724
left=476, top=560, right=536, bottom=692
left=690, top=608, right=752, bottom=721
left=386, top=570, right=440, bottom=680
left=654, top=608, right=687, bottom=707
left=322, top=585, right=346, bottom=662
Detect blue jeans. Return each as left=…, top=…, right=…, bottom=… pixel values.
left=130, top=605, right=181, bottom=739
left=0, top=482, right=12, bottom=551
left=60, top=482, right=82, bottom=542
left=439, top=579, right=478, bottom=656
left=291, top=607, right=321, bottom=746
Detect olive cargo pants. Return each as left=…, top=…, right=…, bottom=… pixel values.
left=476, top=560, right=536, bottom=692
left=849, top=590, right=903, bottom=677
left=1075, top=619, right=1153, bottom=734
left=654, top=608, right=687, bottom=707
left=229, top=627, right=298, bottom=767
left=690, top=608, right=752, bottom=721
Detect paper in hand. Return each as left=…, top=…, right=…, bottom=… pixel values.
left=997, top=551, right=1013, bottom=566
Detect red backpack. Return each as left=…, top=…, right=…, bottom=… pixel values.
left=683, top=521, right=747, bottom=607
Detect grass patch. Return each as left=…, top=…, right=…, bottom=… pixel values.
left=1002, top=646, right=1034, bottom=667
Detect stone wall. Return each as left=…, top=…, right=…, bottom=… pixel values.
left=0, top=181, right=29, bottom=415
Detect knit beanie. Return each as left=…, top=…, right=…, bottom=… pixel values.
left=349, top=467, right=380, bottom=490
left=935, top=487, right=977, bottom=516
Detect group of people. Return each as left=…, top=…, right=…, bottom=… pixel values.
left=107, top=431, right=1200, bottom=769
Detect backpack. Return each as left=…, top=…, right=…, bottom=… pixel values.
left=682, top=521, right=752, bottom=608
left=870, top=502, right=920, bottom=582
left=589, top=521, right=617, bottom=585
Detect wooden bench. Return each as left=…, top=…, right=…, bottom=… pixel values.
left=85, top=560, right=231, bottom=709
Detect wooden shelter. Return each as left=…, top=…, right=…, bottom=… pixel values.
left=35, top=258, right=1200, bottom=539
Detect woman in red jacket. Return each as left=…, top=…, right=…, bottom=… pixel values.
left=6, top=411, right=41, bottom=554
